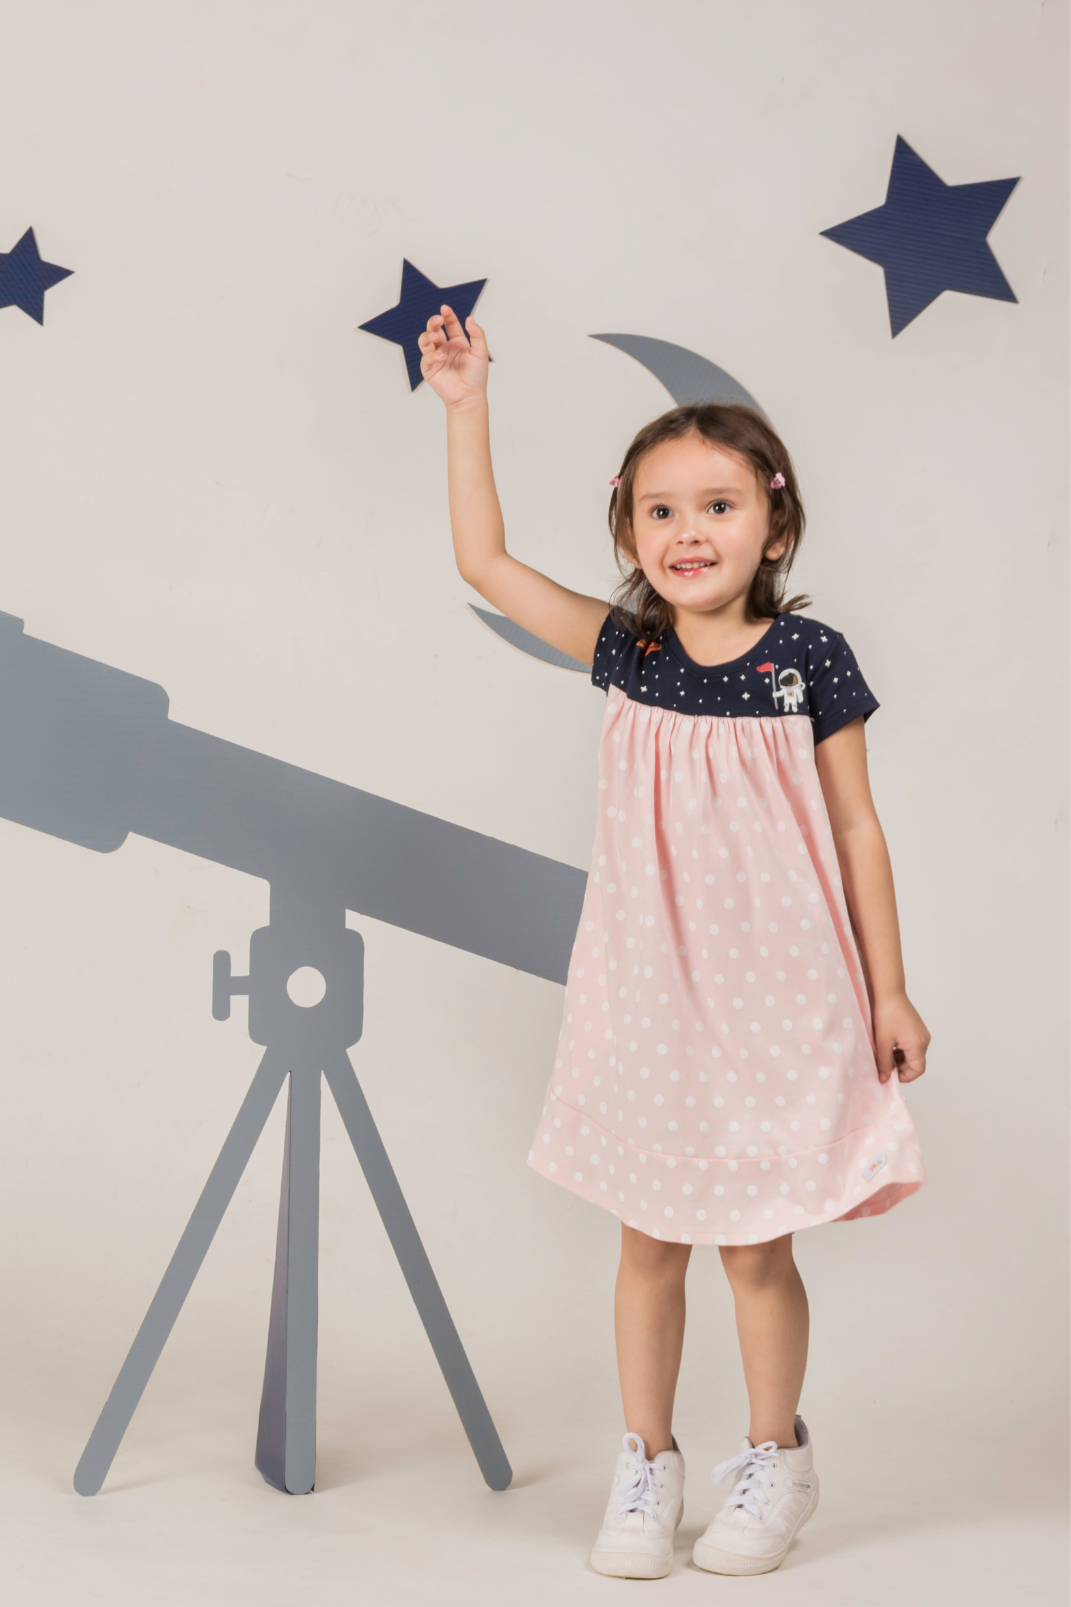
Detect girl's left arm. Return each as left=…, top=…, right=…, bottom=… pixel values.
left=815, top=718, right=930, bottom=1084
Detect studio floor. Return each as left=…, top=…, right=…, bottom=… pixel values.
left=2, top=1381, right=1065, bottom=1606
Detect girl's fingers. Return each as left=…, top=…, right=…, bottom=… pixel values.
left=896, top=1043, right=927, bottom=1082
left=881, top=1035, right=927, bottom=1083
left=876, top=1035, right=901, bottom=1083
left=440, top=304, right=466, bottom=341
left=418, top=324, right=449, bottom=360
left=466, top=316, right=489, bottom=360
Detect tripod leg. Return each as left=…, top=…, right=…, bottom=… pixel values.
left=323, top=1055, right=512, bottom=1492
left=255, top=1068, right=321, bottom=1495
left=73, top=1051, right=289, bottom=1496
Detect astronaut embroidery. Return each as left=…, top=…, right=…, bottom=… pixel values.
left=756, top=661, right=806, bottom=714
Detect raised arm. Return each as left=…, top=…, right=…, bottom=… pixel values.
left=814, top=718, right=930, bottom=1084
left=418, top=306, right=608, bottom=666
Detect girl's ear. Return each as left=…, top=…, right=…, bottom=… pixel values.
left=764, top=510, right=789, bottom=559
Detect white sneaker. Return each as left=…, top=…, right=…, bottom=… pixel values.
left=692, top=1415, right=818, bottom=1576
left=590, top=1432, right=685, bottom=1579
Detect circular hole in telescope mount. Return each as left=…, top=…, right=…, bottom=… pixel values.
left=286, top=966, right=327, bottom=1008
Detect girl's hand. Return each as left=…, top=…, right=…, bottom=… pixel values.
left=418, top=304, right=488, bottom=407
left=872, top=992, right=930, bottom=1084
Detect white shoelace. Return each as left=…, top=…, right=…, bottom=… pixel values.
left=710, top=1440, right=779, bottom=1520
left=616, top=1433, right=663, bottom=1517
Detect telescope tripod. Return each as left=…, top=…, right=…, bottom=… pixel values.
left=73, top=888, right=511, bottom=1496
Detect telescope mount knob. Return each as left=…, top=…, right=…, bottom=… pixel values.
left=212, top=950, right=251, bottom=1021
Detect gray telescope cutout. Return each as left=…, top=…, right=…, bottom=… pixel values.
left=0, top=609, right=585, bottom=1496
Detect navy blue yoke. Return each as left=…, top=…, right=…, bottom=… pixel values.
left=592, top=612, right=878, bottom=745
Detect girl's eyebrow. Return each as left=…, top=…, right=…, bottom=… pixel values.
left=637, top=485, right=743, bottom=501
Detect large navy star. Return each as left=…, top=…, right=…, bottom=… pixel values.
left=821, top=137, right=1019, bottom=336
left=359, top=260, right=486, bottom=389
left=0, top=228, right=73, bottom=325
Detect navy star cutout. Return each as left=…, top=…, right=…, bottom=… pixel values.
left=359, top=260, right=486, bottom=389
left=821, top=136, right=1019, bottom=336
left=0, top=228, right=73, bottom=325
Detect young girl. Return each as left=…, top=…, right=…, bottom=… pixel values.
left=418, top=307, right=928, bottom=1579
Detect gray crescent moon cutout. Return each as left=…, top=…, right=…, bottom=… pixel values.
left=469, top=606, right=591, bottom=673
left=469, top=335, right=766, bottom=672
left=589, top=333, right=767, bottom=414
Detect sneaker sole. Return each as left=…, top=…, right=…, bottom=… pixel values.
left=591, top=1549, right=674, bottom=1579
left=692, top=1489, right=819, bottom=1577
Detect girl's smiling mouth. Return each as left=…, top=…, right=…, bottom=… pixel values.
left=669, top=559, right=716, bottom=574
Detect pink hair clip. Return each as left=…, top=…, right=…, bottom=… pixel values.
left=609, top=474, right=622, bottom=488
left=770, top=472, right=786, bottom=490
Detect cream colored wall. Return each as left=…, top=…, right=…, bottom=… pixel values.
left=0, top=0, right=1066, bottom=1488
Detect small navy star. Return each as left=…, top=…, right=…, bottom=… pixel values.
left=359, top=259, right=487, bottom=390
left=821, top=136, right=1019, bottom=336
left=0, top=228, right=73, bottom=324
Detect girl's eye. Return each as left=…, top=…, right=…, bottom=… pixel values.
left=651, top=505, right=672, bottom=520
left=709, top=500, right=730, bottom=515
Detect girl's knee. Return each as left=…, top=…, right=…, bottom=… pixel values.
left=719, top=1236, right=794, bottom=1289
left=620, top=1224, right=691, bottom=1278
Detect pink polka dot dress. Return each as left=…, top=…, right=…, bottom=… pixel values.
left=528, top=612, right=925, bottom=1246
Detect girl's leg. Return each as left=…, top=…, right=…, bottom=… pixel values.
left=718, top=1236, right=809, bottom=1447
left=615, top=1224, right=692, bottom=1455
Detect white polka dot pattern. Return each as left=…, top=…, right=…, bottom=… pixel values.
left=527, top=687, right=925, bottom=1245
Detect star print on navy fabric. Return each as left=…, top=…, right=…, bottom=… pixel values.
left=359, top=259, right=487, bottom=390
left=591, top=614, right=881, bottom=743
left=821, top=136, right=1019, bottom=336
left=0, top=228, right=73, bottom=324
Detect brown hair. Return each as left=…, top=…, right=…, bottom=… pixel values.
left=608, top=403, right=810, bottom=640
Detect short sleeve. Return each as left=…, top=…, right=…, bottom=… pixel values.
left=808, top=632, right=879, bottom=743
left=591, top=611, right=629, bottom=692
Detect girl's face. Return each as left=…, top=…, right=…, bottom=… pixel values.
left=629, top=434, right=784, bottom=619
